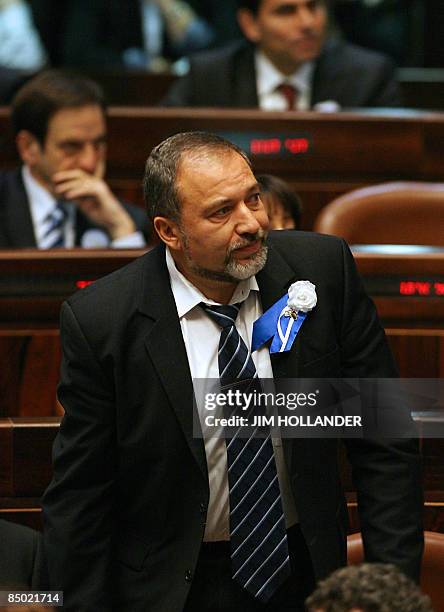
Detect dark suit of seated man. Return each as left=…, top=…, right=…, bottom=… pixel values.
left=42, top=131, right=422, bottom=611
left=0, top=519, right=47, bottom=589
left=0, top=70, right=150, bottom=249
left=162, top=0, right=401, bottom=110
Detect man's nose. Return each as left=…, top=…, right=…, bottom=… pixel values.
left=78, top=143, right=99, bottom=173
left=236, top=203, right=263, bottom=235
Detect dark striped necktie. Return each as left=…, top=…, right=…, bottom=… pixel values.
left=200, top=302, right=291, bottom=603
left=41, top=201, right=68, bottom=249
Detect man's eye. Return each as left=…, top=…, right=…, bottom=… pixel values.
left=248, top=193, right=261, bottom=205
left=274, top=5, right=296, bottom=16
left=213, top=207, right=231, bottom=217
left=60, top=143, right=81, bottom=155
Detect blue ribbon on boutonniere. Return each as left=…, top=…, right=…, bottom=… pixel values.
left=252, top=281, right=317, bottom=354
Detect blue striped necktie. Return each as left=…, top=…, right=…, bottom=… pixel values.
left=40, top=201, right=68, bottom=249
left=200, top=302, right=291, bottom=603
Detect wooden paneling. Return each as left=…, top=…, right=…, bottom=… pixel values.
left=0, top=331, right=61, bottom=417
left=0, top=418, right=58, bottom=501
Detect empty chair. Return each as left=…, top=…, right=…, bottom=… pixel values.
left=314, top=182, right=444, bottom=246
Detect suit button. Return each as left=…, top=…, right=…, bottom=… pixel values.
left=200, top=502, right=207, bottom=514
left=185, top=570, right=193, bottom=582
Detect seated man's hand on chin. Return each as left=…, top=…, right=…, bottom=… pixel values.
left=52, top=168, right=137, bottom=240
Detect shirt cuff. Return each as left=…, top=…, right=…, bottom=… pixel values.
left=110, top=231, right=146, bottom=249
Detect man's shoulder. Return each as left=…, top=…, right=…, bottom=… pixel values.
left=0, top=167, right=25, bottom=204
left=265, top=230, right=348, bottom=279
left=67, top=250, right=151, bottom=305
left=267, top=230, right=344, bottom=256
left=188, top=40, right=253, bottom=71
left=66, top=246, right=164, bottom=316
left=322, top=38, right=394, bottom=72
left=0, top=167, right=22, bottom=189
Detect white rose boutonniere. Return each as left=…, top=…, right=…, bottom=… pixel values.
left=287, top=280, right=317, bottom=314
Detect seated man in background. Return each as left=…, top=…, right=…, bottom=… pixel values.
left=0, top=519, right=47, bottom=590
left=0, top=70, right=150, bottom=249
left=258, top=174, right=302, bottom=229
left=305, top=562, right=432, bottom=612
left=162, top=0, right=401, bottom=110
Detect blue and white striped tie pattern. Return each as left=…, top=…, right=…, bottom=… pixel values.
left=40, top=201, right=67, bottom=249
left=200, top=302, right=291, bottom=603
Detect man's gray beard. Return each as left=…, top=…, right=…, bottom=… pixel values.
left=180, top=232, right=268, bottom=283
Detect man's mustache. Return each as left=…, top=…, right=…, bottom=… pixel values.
left=228, top=229, right=268, bottom=254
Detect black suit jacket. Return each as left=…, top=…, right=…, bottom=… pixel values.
left=162, top=38, right=401, bottom=108
left=0, top=168, right=150, bottom=248
left=42, top=232, right=423, bottom=611
left=0, top=519, right=47, bottom=589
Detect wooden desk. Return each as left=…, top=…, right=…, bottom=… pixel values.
left=0, top=417, right=59, bottom=530
left=355, top=250, right=444, bottom=378
left=1, top=108, right=444, bottom=229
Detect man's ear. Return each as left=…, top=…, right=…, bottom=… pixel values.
left=15, top=130, right=42, bottom=166
left=237, top=8, right=261, bottom=43
left=153, top=216, right=183, bottom=250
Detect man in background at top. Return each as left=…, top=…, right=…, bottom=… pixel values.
left=162, top=0, right=401, bottom=110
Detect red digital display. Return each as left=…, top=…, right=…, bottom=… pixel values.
left=76, top=280, right=95, bottom=289
left=250, top=138, right=282, bottom=155
left=399, top=281, right=444, bottom=296
left=284, top=138, right=310, bottom=154
left=250, top=137, right=309, bottom=156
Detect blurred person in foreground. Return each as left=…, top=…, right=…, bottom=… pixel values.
left=258, top=174, right=302, bottom=229
left=42, top=131, right=422, bottom=611
left=306, top=562, right=433, bottom=612
left=0, top=70, right=150, bottom=248
left=162, top=0, right=401, bottom=110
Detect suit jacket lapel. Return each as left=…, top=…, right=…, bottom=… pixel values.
left=5, top=169, right=37, bottom=247
left=311, top=39, right=342, bottom=107
left=257, top=237, right=308, bottom=470
left=233, top=44, right=259, bottom=108
left=136, top=246, right=208, bottom=480
left=257, top=239, right=303, bottom=379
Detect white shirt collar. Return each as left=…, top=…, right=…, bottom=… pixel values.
left=165, top=247, right=259, bottom=318
left=255, top=50, right=314, bottom=98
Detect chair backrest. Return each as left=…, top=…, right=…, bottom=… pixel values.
left=347, top=531, right=444, bottom=611
left=314, top=182, right=444, bottom=246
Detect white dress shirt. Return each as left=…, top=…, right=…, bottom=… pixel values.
left=255, top=50, right=314, bottom=111
left=22, top=166, right=145, bottom=248
left=166, top=247, right=297, bottom=541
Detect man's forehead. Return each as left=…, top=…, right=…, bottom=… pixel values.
left=177, top=149, right=256, bottom=202
left=178, top=148, right=249, bottom=179
left=47, top=105, right=106, bottom=137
